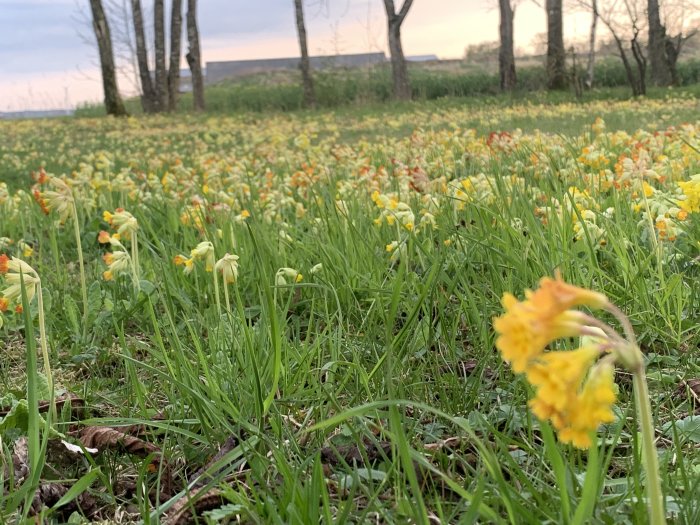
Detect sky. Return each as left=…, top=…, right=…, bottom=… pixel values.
left=0, top=0, right=595, bottom=111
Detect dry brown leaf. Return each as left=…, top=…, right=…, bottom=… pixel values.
left=78, top=426, right=159, bottom=456
left=320, top=439, right=393, bottom=467
left=677, top=378, right=700, bottom=407
left=0, top=393, right=84, bottom=418
left=163, top=486, right=226, bottom=525
left=11, top=436, right=29, bottom=486
left=190, top=435, right=239, bottom=488
left=29, top=482, right=99, bottom=519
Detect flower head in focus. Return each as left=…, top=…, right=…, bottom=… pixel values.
left=215, top=253, right=240, bottom=284
left=493, top=274, right=618, bottom=449
left=104, top=208, right=138, bottom=239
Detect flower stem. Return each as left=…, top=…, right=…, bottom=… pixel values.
left=130, top=234, right=140, bottom=291
left=71, top=200, right=88, bottom=329
left=605, top=303, right=665, bottom=523
left=213, top=269, right=221, bottom=319
left=36, top=281, right=56, bottom=421
left=223, top=280, right=231, bottom=313
left=632, top=363, right=666, bottom=525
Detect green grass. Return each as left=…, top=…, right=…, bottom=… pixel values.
left=0, top=95, right=699, bottom=523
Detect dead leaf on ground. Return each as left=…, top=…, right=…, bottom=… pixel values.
left=677, top=378, right=700, bottom=408
left=0, top=393, right=84, bottom=418
left=10, top=436, right=29, bottom=485
left=320, top=438, right=393, bottom=468
left=190, top=434, right=240, bottom=488
left=29, top=482, right=99, bottom=519
left=77, top=426, right=161, bottom=459
left=163, top=486, right=226, bottom=525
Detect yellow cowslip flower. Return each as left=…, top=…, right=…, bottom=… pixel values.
left=494, top=276, right=619, bottom=449
left=527, top=346, right=601, bottom=417
left=557, top=361, right=617, bottom=449
left=18, top=240, right=33, bottom=258
left=0, top=254, right=40, bottom=308
left=214, top=253, right=239, bottom=284
left=494, top=277, right=607, bottom=373
left=190, top=241, right=215, bottom=272
left=275, top=267, right=302, bottom=286
left=101, top=251, right=130, bottom=281
left=104, top=208, right=138, bottom=239
left=36, top=177, right=74, bottom=224
left=173, top=255, right=195, bottom=275
left=678, top=174, right=700, bottom=213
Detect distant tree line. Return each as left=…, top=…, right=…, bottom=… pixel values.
left=88, top=0, right=699, bottom=116
left=497, top=0, right=698, bottom=96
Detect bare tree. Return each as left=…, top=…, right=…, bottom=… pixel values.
left=154, top=0, right=169, bottom=109
left=585, top=0, right=598, bottom=87
left=186, top=0, right=205, bottom=111
left=648, top=0, right=674, bottom=85
left=89, top=0, right=128, bottom=116
left=130, top=0, right=158, bottom=112
left=168, top=0, right=183, bottom=111
left=546, top=0, right=567, bottom=89
left=595, top=0, right=647, bottom=95
left=294, top=0, right=316, bottom=109
left=382, top=0, right=414, bottom=100
left=499, top=0, right=517, bottom=91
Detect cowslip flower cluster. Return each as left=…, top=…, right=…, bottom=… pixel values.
left=214, top=253, right=239, bottom=284
left=493, top=275, right=616, bottom=448
left=174, top=241, right=215, bottom=274
left=32, top=176, right=75, bottom=224
left=678, top=174, right=700, bottom=213
left=103, top=208, right=138, bottom=239
left=371, top=191, right=415, bottom=232
left=0, top=254, right=40, bottom=318
left=98, top=231, right=131, bottom=281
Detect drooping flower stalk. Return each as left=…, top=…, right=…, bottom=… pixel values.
left=131, top=233, right=140, bottom=289
left=605, top=303, right=665, bottom=525
left=215, top=253, right=239, bottom=314
left=70, top=199, right=88, bottom=322
left=33, top=177, right=88, bottom=323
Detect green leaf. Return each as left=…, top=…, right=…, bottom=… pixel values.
left=203, top=503, right=244, bottom=522
left=87, top=281, right=103, bottom=324
left=663, top=416, right=700, bottom=443
left=64, top=296, right=80, bottom=335
left=139, top=279, right=156, bottom=296
left=0, top=399, right=31, bottom=433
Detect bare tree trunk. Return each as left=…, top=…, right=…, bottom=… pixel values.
left=294, top=0, right=316, bottom=109
left=498, top=0, right=516, bottom=91
left=585, top=0, right=597, bottom=88
left=648, top=0, right=673, bottom=86
left=89, top=0, right=128, bottom=116
left=186, top=0, right=205, bottom=111
left=154, top=0, right=168, bottom=110
left=382, top=0, right=414, bottom=100
left=130, top=0, right=157, bottom=113
left=665, top=36, right=681, bottom=86
left=600, top=16, right=645, bottom=96
left=168, top=0, right=183, bottom=111
left=545, top=0, right=567, bottom=89
left=631, top=29, right=647, bottom=95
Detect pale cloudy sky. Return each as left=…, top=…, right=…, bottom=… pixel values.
left=0, top=0, right=593, bottom=111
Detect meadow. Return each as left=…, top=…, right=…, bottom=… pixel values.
left=1, top=95, right=699, bottom=523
